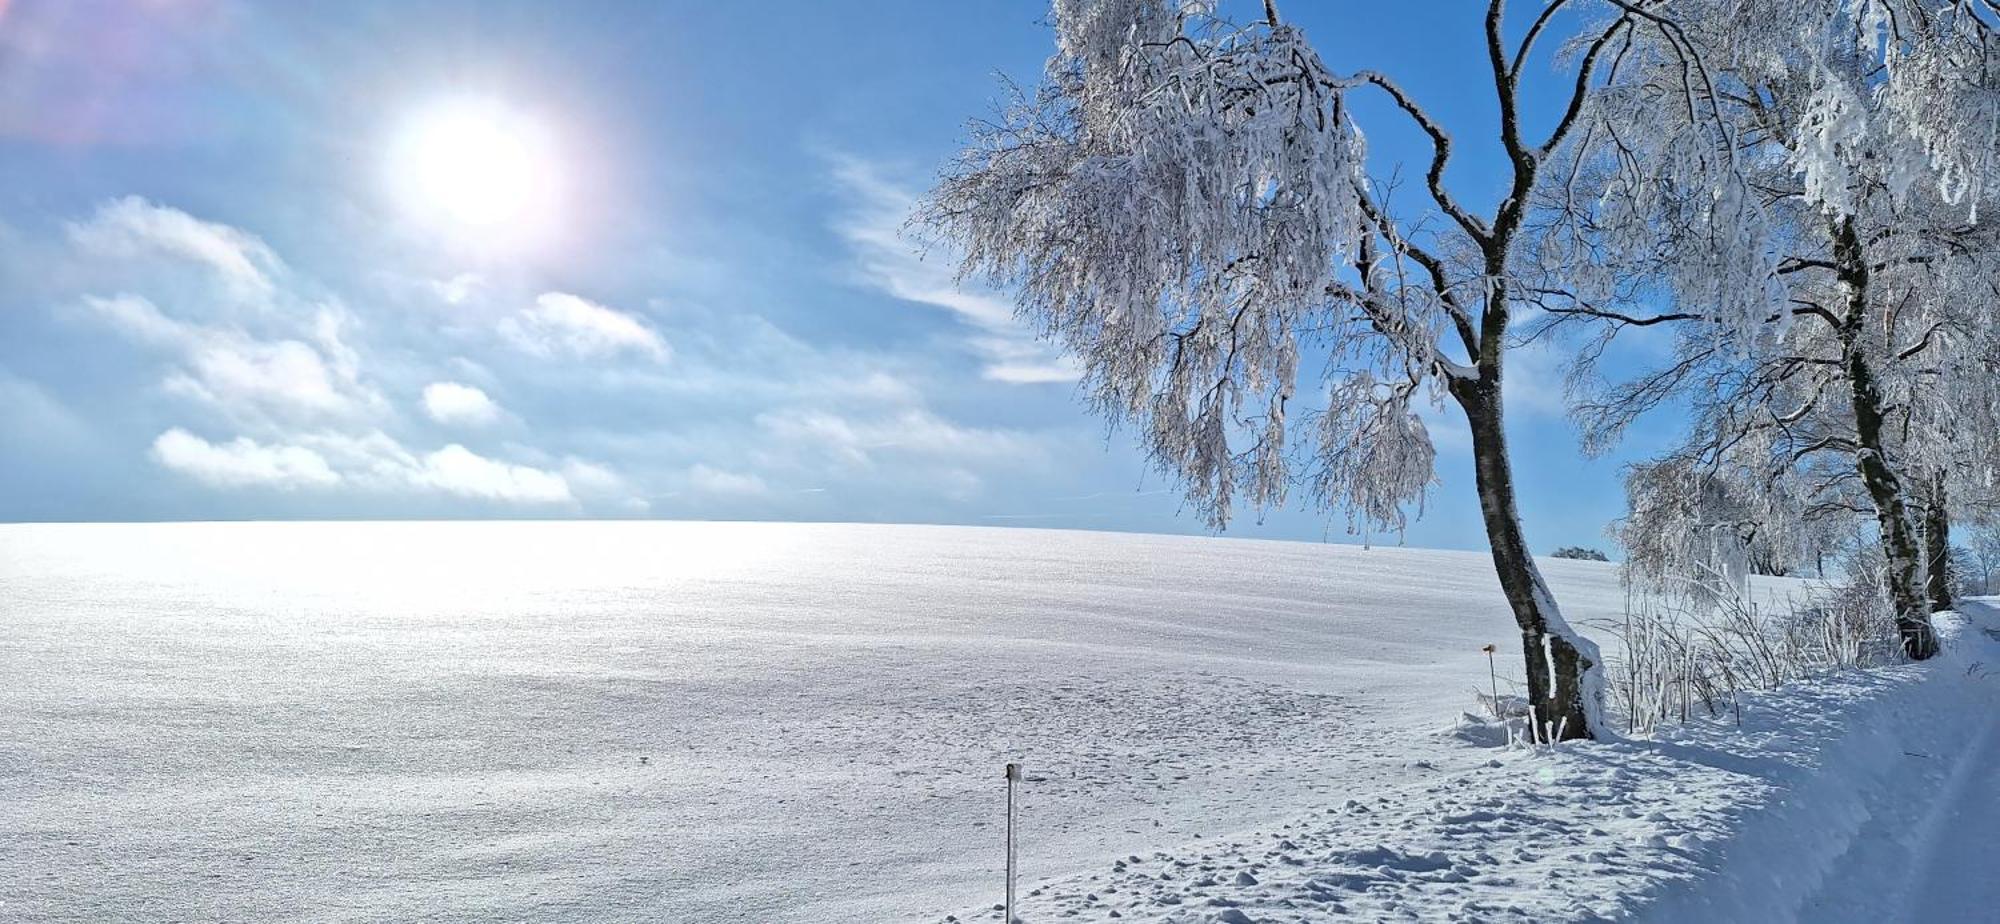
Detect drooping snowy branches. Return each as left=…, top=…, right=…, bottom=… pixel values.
left=921, top=0, right=1743, bottom=740
left=925, top=1, right=1382, bottom=530
left=1554, top=0, right=2000, bottom=657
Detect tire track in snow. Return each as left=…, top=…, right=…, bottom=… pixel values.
left=1899, top=601, right=2000, bottom=923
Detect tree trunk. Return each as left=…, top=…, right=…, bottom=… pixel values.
left=1923, top=474, right=1954, bottom=613
left=1834, top=218, right=1939, bottom=660
left=1453, top=375, right=1600, bottom=740
left=1846, top=354, right=1936, bottom=658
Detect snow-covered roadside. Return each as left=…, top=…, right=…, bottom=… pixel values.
left=949, top=602, right=2000, bottom=924
left=1794, top=599, right=2000, bottom=924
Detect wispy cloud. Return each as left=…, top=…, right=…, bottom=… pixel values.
left=0, top=368, right=88, bottom=447
left=756, top=407, right=1045, bottom=469
left=428, top=272, right=484, bottom=306
left=67, top=197, right=279, bottom=300
left=1504, top=340, right=1574, bottom=419
left=81, top=293, right=385, bottom=424
left=828, top=155, right=1079, bottom=386
left=501, top=292, right=670, bottom=362
left=686, top=463, right=770, bottom=498
left=35, top=192, right=1071, bottom=520
left=58, top=198, right=645, bottom=512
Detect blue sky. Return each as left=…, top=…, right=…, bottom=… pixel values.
left=0, top=0, right=1681, bottom=554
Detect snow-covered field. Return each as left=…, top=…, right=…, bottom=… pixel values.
left=1, top=522, right=1993, bottom=922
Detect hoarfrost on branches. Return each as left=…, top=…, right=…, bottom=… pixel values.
left=1557, top=0, right=2000, bottom=658
left=924, top=0, right=1389, bottom=529
left=920, top=0, right=1695, bottom=740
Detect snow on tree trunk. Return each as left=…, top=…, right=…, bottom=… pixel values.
left=1837, top=218, right=1939, bottom=660
left=1456, top=374, right=1601, bottom=740
left=917, top=0, right=1677, bottom=743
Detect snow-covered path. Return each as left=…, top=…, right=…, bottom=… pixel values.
left=1890, top=599, right=2000, bottom=924
left=1902, top=697, right=2000, bottom=922
left=1606, top=597, right=2000, bottom=924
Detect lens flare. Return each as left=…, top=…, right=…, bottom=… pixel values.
left=388, top=98, right=562, bottom=253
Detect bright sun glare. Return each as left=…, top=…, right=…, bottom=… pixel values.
left=389, top=99, right=562, bottom=252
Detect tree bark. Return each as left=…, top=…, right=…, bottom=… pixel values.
left=1453, top=374, right=1598, bottom=740
left=1833, top=218, right=1940, bottom=660
left=1923, top=473, right=1953, bottom=613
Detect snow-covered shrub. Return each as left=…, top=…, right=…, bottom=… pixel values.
left=1792, top=555, right=1902, bottom=671
left=1594, top=561, right=1899, bottom=736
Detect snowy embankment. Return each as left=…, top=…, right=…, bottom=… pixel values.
left=1, top=523, right=1993, bottom=923
left=950, top=603, right=2000, bottom=924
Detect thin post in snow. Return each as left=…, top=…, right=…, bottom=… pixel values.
left=1004, top=761, right=1021, bottom=923
left=1482, top=643, right=1499, bottom=719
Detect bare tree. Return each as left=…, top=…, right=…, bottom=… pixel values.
left=918, top=0, right=1733, bottom=739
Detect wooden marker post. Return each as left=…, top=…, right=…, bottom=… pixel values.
left=1004, top=761, right=1021, bottom=923
left=1481, top=644, right=1499, bottom=719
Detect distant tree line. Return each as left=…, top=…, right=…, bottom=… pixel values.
left=1552, top=547, right=1610, bottom=562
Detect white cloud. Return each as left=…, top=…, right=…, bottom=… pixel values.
left=971, top=335, right=1085, bottom=385
left=79, top=292, right=189, bottom=346
left=67, top=197, right=279, bottom=299
left=416, top=444, right=573, bottom=504
left=148, top=426, right=583, bottom=506
left=1504, top=340, right=1573, bottom=418
left=422, top=381, right=502, bottom=427
left=81, top=293, right=381, bottom=423
left=428, top=272, right=483, bottom=306
left=756, top=407, right=1043, bottom=468
left=501, top=292, right=669, bottom=361
left=559, top=457, right=624, bottom=493
left=562, top=458, right=650, bottom=511
left=756, top=410, right=870, bottom=466
left=829, top=156, right=1078, bottom=385
left=52, top=199, right=647, bottom=513
left=882, top=408, right=1042, bottom=459
left=687, top=463, right=770, bottom=498
left=150, top=428, right=341, bottom=490
left=266, top=430, right=578, bottom=505
left=166, top=337, right=361, bottom=418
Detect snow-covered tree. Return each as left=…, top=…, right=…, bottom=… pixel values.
left=919, top=0, right=1737, bottom=739
left=1552, top=546, right=1610, bottom=561
left=1547, top=0, right=2000, bottom=658
left=1968, top=525, right=2000, bottom=594
left=1615, top=446, right=1836, bottom=600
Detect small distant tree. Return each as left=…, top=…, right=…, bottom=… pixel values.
left=1552, top=546, right=1609, bottom=562
left=1948, top=546, right=1981, bottom=599
left=1970, top=526, right=2000, bottom=595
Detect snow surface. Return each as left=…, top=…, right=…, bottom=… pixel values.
left=0, top=522, right=1992, bottom=922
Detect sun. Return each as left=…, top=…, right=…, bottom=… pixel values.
left=388, top=98, right=562, bottom=252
